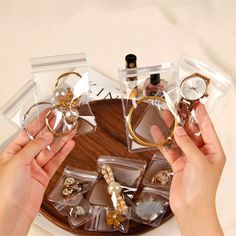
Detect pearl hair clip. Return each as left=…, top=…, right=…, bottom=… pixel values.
left=101, top=165, right=128, bottom=214
left=22, top=72, right=82, bottom=137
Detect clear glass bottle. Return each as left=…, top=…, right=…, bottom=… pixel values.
left=144, top=73, right=167, bottom=96
left=125, top=54, right=138, bottom=98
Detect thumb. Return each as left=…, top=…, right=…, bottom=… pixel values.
left=174, top=126, right=204, bottom=163
left=15, top=132, right=53, bottom=165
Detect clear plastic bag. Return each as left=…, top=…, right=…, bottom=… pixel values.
left=142, top=153, right=172, bottom=193
left=31, top=53, right=96, bottom=137
left=175, top=55, right=232, bottom=146
left=97, top=156, right=147, bottom=203
left=0, top=80, right=41, bottom=139
left=54, top=197, right=93, bottom=229
left=131, top=187, right=169, bottom=227
left=119, top=63, right=179, bottom=152
left=84, top=206, right=129, bottom=233
left=47, top=166, right=98, bottom=205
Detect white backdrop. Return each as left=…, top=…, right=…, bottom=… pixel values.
left=0, top=1, right=235, bottom=235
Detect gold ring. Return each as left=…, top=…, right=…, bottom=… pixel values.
left=127, top=96, right=178, bottom=147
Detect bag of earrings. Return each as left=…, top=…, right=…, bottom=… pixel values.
left=54, top=196, right=93, bottom=229
left=142, top=153, right=172, bottom=193
left=84, top=206, right=129, bottom=233
left=31, top=53, right=97, bottom=138
left=47, top=166, right=98, bottom=205
left=119, top=63, right=179, bottom=152
left=97, top=156, right=147, bottom=203
left=131, top=187, right=169, bottom=227
left=175, top=55, right=232, bottom=146
left=0, top=80, right=42, bottom=140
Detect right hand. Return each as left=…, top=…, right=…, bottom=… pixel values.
left=151, top=104, right=225, bottom=236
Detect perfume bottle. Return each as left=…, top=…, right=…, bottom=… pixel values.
left=144, top=73, right=167, bottom=96
left=125, top=54, right=138, bottom=98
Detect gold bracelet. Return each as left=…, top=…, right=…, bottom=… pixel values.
left=127, top=96, right=178, bottom=147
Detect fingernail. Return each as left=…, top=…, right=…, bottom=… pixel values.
left=174, top=126, right=187, bottom=137
left=42, top=132, right=53, bottom=141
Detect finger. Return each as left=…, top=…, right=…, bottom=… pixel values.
left=174, top=126, right=205, bottom=163
left=159, top=109, right=175, bottom=128
left=36, top=129, right=76, bottom=167
left=150, top=125, right=166, bottom=144
left=44, top=140, right=75, bottom=179
left=196, top=104, right=223, bottom=153
left=3, top=108, right=53, bottom=156
left=14, top=132, right=53, bottom=164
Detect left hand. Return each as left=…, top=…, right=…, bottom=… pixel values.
left=0, top=112, right=75, bottom=235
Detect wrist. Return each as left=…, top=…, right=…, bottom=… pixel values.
left=0, top=198, right=32, bottom=236
left=175, top=204, right=224, bottom=236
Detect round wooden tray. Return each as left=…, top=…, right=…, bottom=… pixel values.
left=41, top=99, right=173, bottom=235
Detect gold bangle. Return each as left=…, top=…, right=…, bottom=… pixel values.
left=127, top=96, right=178, bottom=147
left=55, top=71, right=82, bottom=88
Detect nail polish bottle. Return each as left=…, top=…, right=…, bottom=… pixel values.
left=125, top=54, right=139, bottom=98
left=144, top=73, right=167, bottom=96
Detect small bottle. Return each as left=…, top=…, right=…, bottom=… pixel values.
left=125, top=54, right=138, bottom=98
left=144, top=73, right=168, bottom=96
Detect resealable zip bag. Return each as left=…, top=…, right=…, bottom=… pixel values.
left=119, top=63, right=179, bottom=152
left=31, top=53, right=96, bottom=138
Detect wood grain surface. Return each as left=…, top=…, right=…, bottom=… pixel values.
left=41, top=99, right=173, bottom=235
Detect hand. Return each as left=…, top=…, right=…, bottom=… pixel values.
left=0, top=111, right=75, bottom=236
left=151, top=104, right=225, bottom=236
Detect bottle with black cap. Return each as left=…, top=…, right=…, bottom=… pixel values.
left=125, top=54, right=138, bottom=97
left=144, top=73, right=167, bottom=96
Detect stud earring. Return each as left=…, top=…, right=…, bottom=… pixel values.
left=151, top=169, right=173, bottom=185
left=69, top=206, right=86, bottom=218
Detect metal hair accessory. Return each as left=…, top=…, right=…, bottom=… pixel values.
left=101, top=165, right=128, bottom=214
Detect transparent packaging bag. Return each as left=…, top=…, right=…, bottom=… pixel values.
left=174, top=55, right=232, bottom=146
left=47, top=166, right=98, bottom=205
left=0, top=80, right=41, bottom=139
left=131, top=187, right=169, bottom=227
left=30, top=53, right=96, bottom=138
left=119, top=63, right=179, bottom=152
left=142, top=153, right=172, bottom=193
left=84, top=206, right=129, bottom=233
left=97, top=156, right=147, bottom=203
left=54, top=197, right=93, bottom=229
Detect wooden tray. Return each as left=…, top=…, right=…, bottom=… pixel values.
left=41, top=99, right=173, bottom=235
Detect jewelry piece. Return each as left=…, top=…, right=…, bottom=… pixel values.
left=151, top=169, right=173, bottom=185
left=62, top=177, right=83, bottom=198
left=178, top=73, right=210, bottom=123
left=69, top=206, right=86, bottom=218
left=127, top=96, right=178, bottom=147
left=101, top=165, right=128, bottom=214
left=64, top=177, right=76, bottom=187
left=134, top=198, right=166, bottom=222
left=106, top=210, right=126, bottom=228
left=22, top=72, right=82, bottom=137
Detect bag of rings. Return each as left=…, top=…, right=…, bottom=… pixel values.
left=174, top=55, right=232, bottom=147
left=119, top=63, right=178, bottom=152
left=131, top=187, right=169, bottom=227
left=142, top=153, right=172, bottom=193
left=47, top=166, right=98, bottom=205
left=97, top=156, right=147, bottom=203
left=0, top=80, right=42, bottom=139
left=84, top=206, right=129, bottom=233
left=30, top=53, right=96, bottom=138
left=54, top=196, right=93, bottom=229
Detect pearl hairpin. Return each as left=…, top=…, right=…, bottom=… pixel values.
left=101, top=165, right=128, bottom=214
